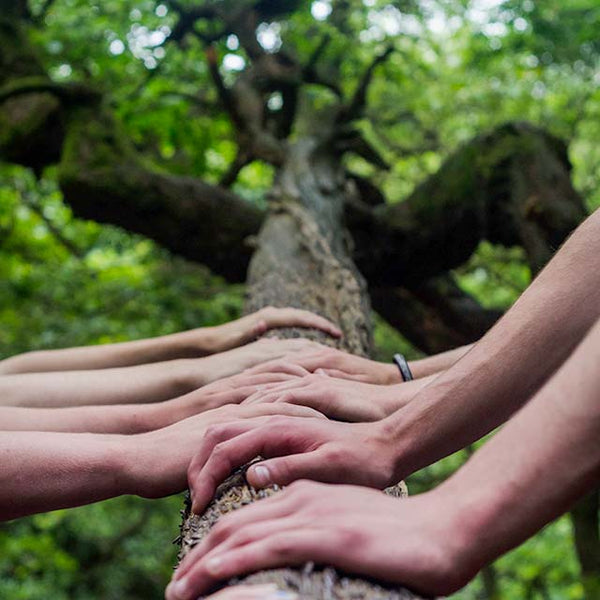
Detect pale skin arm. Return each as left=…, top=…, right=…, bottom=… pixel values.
left=247, top=342, right=472, bottom=385
left=0, top=307, right=341, bottom=374
left=242, top=371, right=437, bottom=422
left=185, top=210, right=600, bottom=509
left=0, top=338, right=320, bottom=408
left=0, top=369, right=306, bottom=433
left=0, top=402, right=322, bottom=522
left=169, top=317, right=600, bottom=600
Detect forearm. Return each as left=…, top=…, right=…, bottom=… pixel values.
left=438, top=317, right=600, bottom=573
left=409, top=344, right=472, bottom=379
left=0, top=330, right=214, bottom=374
left=388, top=210, right=600, bottom=477
left=0, top=402, right=173, bottom=434
left=0, top=431, right=131, bottom=521
left=0, top=359, right=198, bottom=408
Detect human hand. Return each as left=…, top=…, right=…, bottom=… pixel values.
left=199, top=338, right=324, bottom=383
left=166, top=482, right=472, bottom=600
left=164, top=366, right=309, bottom=425
left=187, top=414, right=399, bottom=513
left=207, top=307, right=342, bottom=353
left=242, top=372, right=408, bottom=422
left=246, top=346, right=400, bottom=385
left=124, top=403, right=325, bottom=500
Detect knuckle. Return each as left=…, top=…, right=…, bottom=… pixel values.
left=334, top=525, right=365, bottom=548
left=321, top=445, right=346, bottom=465
left=204, top=424, right=225, bottom=443
left=271, top=536, right=296, bottom=557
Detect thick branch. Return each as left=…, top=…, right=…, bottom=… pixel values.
left=372, top=275, right=502, bottom=354
left=347, top=122, right=587, bottom=285
left=57, top=106, right=262, bottom=281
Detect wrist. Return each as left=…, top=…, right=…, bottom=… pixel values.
left=431, top=479, right=503, bottom=581
left=118, top=431, right=171, bottom=498
left=106, top=435, right=143, bottom=497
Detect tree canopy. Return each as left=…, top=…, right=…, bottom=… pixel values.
left=1, top=0, right=599, bottom=598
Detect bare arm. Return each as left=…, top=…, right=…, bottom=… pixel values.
left=388, top=208, right=600, bottom=479
left=408, top=344, right=472, bottom=379
left=172, top=317, right=600, bottom=600
left=0, top=307, right=341, bottom=374
left=0, top=338, right=320, bottom=408
left=183, top=210, right=600, bottom=508
left=0, top=368, right=305, bottom=433
left=0, top=402, right=321, bottom=522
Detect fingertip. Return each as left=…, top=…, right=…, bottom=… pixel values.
left=248, top=464, right=272, bottom=488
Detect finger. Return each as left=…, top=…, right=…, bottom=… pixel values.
left=238, top=403, right=325, bottom=420
left=176, top=498, right=296, bottom=581
left=317, top=368, right=370, bottom=382
left=190, top=427, right=291, bottom=513
left=246, top=448, right=337, bottom=489
left=245, top=361, right=310, bottom=378
left=169, top=530, right=338, bottom=599
left=243, top=377, right=315, bottom=404
left=190, top=418, right=322, bottom=513
left=265, top=308, right=342, bottom=338
left=241, top=389, right=279, bottom=405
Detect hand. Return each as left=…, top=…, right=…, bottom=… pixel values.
left=187, top=414, right=399, bottom=513
left=242, top=372, right=408, bottom=422
left=208, top=307, right=342, bottom=352
left=246, top=346, right=400, bottom=385
left=166, top=482, right=473, bottom=600
left=124, top=403, right=325, bottom=500
left=198, top=338, right=323, bottom=383
left=164, top=366, right=309, bottom=425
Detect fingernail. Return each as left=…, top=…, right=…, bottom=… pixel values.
left=252, top=465, right=271, bottom=486
left=166, top=578, right=189, bottom=600
left=267, top=592, right=298, bottom=600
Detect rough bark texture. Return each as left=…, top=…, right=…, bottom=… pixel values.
left=178, top=468, right=413, bottom=599
left=177, top=140, right=420, bottom=598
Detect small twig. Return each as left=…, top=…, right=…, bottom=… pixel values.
left=220, top=151, right=251, bottom=187
left=20, top=192, right=84, bottom=259
left=339, top=45, right=395, bottom=123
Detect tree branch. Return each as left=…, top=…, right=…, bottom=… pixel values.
left=220, top=150, right=251, bottom=187
left=0, top=77, right=100, bottom=105
left=205, top=46, right=246, bottom=131
left=338, top=45, right=394, bottom=123
left=372, top=275, right=502, bottom=353
left=347, top=122, right=587, bottom=285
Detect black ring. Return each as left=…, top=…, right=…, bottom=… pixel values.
left=393, top=353, right=413, bottom=382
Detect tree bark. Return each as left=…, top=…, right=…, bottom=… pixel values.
left=177, top=139, right=419, bottom=598
left=570, top=490, right=600, bottom=598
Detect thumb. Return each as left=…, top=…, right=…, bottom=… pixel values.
left=246, top=451, right=332, bottom=488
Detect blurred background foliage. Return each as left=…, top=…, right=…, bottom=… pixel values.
left=1, top=0, right=600, bottom=598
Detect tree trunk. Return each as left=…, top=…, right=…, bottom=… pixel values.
left=177, top=139, right=419, bottom=599
left=570, top=490, right=600, bottom=598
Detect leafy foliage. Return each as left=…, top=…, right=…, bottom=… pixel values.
left=2, top=0, right=599, bottom=598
